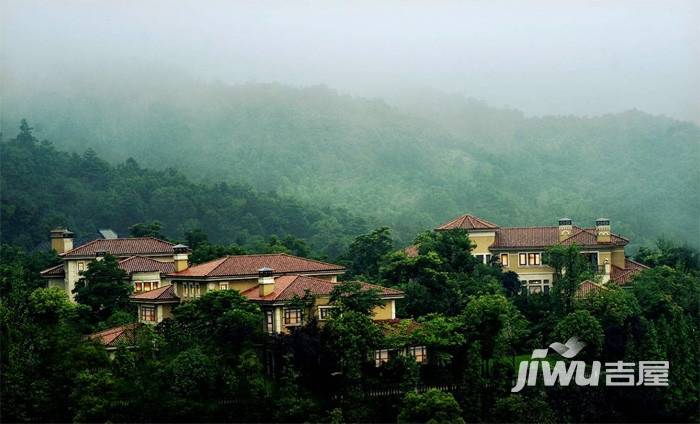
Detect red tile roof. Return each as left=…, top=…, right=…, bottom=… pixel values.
left=169, top=254, right=345, bottom=278
left=491, top=226, right=628, bottom=249
left=610, top=258, right=650, bottom=285
left=119, top=256, right=175, bottom=274
left=87, top=323, right=141, bottom=348
left=576, top=280, right=609, bottom=298
left=129, top=284, right=180, bottom=302
left=239, top=275, right=403, bottom=303
left=40, top=263, right=65, bottom=278
left=436, top=214, right=499, bottom=231
left=63, top=237, right=176, bottom=258
left=403, top=245, right=419, bottom=258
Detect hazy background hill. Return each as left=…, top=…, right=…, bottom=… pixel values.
left=2, top=77, right=698, bottom=250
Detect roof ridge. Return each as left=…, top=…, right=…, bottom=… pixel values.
left=206, top=256, right=232, bottom=275
left=62, top=238, right=101, bottom=256
left=625, top=258, right=650, bottom=269
left=275, top=275, right=303, bottom=299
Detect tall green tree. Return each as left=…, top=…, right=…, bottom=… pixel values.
left=545, top=244, right=593, bottom=315
left=72, top=254, right=130, bottom=322
left=344, top=226, right=394, bottom=280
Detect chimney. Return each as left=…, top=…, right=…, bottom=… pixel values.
left=173, top=244, right=190, bottom=272
left=50, top=228, right=74, bottom=254
left=258, top=267, right=275, bottom=297
left=595, top=218, right=611, bottom=243
left=558, top=218, right=572, bottom=242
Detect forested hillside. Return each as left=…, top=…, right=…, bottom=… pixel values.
left=2, top=78, right=698, bottom=249
left=0, top=125, right=366, bottom=257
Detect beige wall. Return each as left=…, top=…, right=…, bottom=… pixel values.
left=611, top=249, right=626, bottom=268
left=468, top=232, right=496, bottom=255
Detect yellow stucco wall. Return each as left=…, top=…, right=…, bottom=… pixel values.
left=611, top=249, right=626, bottom=268
left=468, top=232, right=496, bottom=254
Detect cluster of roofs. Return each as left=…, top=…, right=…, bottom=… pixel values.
left=408, top=214, right=648, bottom=294
left=40, top=213, right=649, bottom=360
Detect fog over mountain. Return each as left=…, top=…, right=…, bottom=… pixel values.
left=2, top=0, right=698, bottom=121
left=1, top=0, right=698, bottom=250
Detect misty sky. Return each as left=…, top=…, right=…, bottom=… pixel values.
left=2, top=0, right=699, bottom=122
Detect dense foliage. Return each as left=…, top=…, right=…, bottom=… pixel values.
left=0, top=123, right=366, bottom=257
left=3, top=225, right=698, bottom=422
left=2, top=80, right=698, bottom=248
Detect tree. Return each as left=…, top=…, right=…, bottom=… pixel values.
left=635, top=238, right=699, bottom=272
left=170, top=290, right=264, bottom=354
left=545, top=244, right=593, bottom=315
left=72, top=254, right=130, bottom=322
left=415, top=229, right=478, bottom=274
left=184, top=228, right=209, bottom=250
left=15, top=119, right=37, bottom=144
left=490, top=393, right=555, bottom=423
left=460, top=294, right=528, bottom=366
left=552, top=310, right=603, bottom=358
left=329, top=279, right=383, bottom=315
left=128, top=221, right=167, bottom=239
left=344, top=227, right=394, bottom=280
left=397, top=389, right=465, bottom=424
left=500, top=271, right=521, bottom=297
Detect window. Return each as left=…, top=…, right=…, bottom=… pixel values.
left=183, top=283, right=190, bottom=297
left=134, top=281, right=143, bottom=292
left=528, top=253, right=541, bottom=266
left=140, top=305, right=156, bottom=322
left=194, top=283, right=201, bottom=298
left=374, top=349, right=390, bottom=367
left=77, top=261, right=85, bottom=272
left=319, top=306, right=336, bottom=321
left=475, top=254, right=484, bottom=264
left=408, top=346, right=427, bottom=363
left=485, top=254, right=492, bottom=264
left=219, top=282, right=229, bottom=290
left=144, top=281, right=152, bottom=291
left=544, top=285, right=550, bottom=294
left=265, top=310, right=274, bottom=334
left=519, top=253, right=527, bottom=266
left=500, top=253, right=509, bottom=267
left=284, top=308, right=302, bottom=326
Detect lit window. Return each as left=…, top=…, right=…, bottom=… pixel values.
left=284, top=308, right=302, bottom=326
left=265, top=310, right=274, bottom=334
left=77, top=261, right=85, bottom=272
left=319, top=306, right=336, bottom=321
left=219, top=282, right=229, bottom=290
left=519, top=253, right=527, bottom=266
left=500, top=253, right=509, bottom=267
left=183, top=283, right=190, bottom=297
left=152, top=281, right=159, bottom=289
left=408, top=346, right=427, bottom=363
left=194, top=283, right=201, bottom=297
left=374, top=349, right=390, bottom=367
left=134, top=281, right=143, bottom=292
left=144, top=281, right=152, bottom=291
left=528, top=253, right=541, bottom=266
left=140, top=305, right=156, bottom=322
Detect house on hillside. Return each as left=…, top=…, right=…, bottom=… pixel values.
left=407, top=214, right=649, bottom=294
left=41, top=228, right=404, bottom=333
